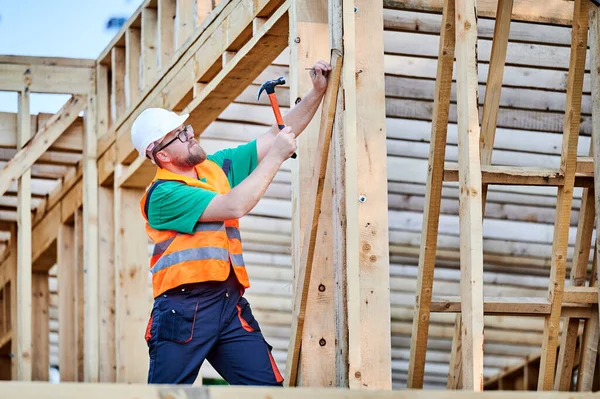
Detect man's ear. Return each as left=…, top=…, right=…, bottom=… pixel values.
left=156, top=151, right=170, bottom=164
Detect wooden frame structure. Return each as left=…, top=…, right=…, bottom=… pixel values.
left=0, top=0, right=599, bottom=395
left=407, top=0, right=600, bottom=392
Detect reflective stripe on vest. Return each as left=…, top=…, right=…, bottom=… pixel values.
left=151, top=247, right=230, bottom=274
left=140, top=159, right=251, bottom=297
left=149, top=222, right=246, bottom=274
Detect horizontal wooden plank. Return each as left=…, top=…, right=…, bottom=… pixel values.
left=0, top=64, right=93, bottom=94
left=386, top=30, right=589, bottom=71
left=384, top=54, right=591, bottom=94
left=562, top=286, right=598, bottom=304
left=0, top=55, right=96, bottom=68
left=443, top=163, right=593, bottom=187
left=430, top=296, right=593, bottom=318
left=387, top=97, right=593, bottom=135
left=383, top=9, right=573, bottom=45
left=383, top=0, right=574, bottom=26
left=385, top=75, right=593, bottom=117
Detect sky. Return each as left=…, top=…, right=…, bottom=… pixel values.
left=0, top=0, right=145, bottom=113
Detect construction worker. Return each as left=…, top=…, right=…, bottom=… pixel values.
left=130, top=60, right=332, bottom=386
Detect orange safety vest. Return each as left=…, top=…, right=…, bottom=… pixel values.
left=139, top=159, right=250, bottom=298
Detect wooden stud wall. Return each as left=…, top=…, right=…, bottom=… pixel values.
left=1, top=0, right=600, bottom=393
left=289, top=0, right=335, bottom=387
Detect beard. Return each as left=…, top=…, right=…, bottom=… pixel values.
left=172, top=141, right=207, bottom=168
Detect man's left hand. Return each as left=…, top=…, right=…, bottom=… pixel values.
left=310, top=60, right=332, bottom=94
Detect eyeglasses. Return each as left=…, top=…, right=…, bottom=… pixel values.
left=149, top=125, right=194, bottom=160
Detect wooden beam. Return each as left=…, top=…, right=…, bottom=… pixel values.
left=443, top=163, right=594, bottom=187
left=576, top=250, right=599, bottom=390
left=430, top=296, right=594, bottom=318
left=538, top=0, right=589, bottom=390
left=447, top=0, right=512, bottom=385
left=16, top=83, right=32, bottom=381
left=31, top=271, right=49, bottom=381
left=176, top=0, right=195, bottom=48
left=196, top=0, right=214, bottom=25
left=454, top=0, right=484, bottom=390
left=58, top=222, right=77, bottom=381
left=0, top=55, right=95, bottom=68
left=285, top=51, right=342, bottom=386
left=98, top=187, right=116, bottom=382
left=74, top=209, right=84, bottom=382
left=407, top=0, right=454, bottom=388
left=329, top=0, right=347, bottom=388
left=158, top=0, right=177, bottom=71
left=0, top=63, right=93, bottom=94
left=110, top=47, right=126, bottom=125
left=584, top=5, right=600, bottom=392
left=83, top=81, right=99, bottom=382
left=8, top=225, right=16, bottom=379
left=341, top=0, right=391, bottom=389
left=383, top=0, right=574, bottom=26
left=0, top=95, right=85, bottom=199
left=114, top=183, right=152, bottom=383
left=141, top=6, right=159, bottom=90
left=289, top=0, right=335, bottom=387
left=125, top=27, right=142, bottom=108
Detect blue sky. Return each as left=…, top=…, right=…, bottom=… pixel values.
left=0, top=0, right=144, bottom=113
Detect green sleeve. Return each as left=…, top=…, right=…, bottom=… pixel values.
left=208, top=140, right=258, bottom=187
left=146, top=181, right=217, bottom=234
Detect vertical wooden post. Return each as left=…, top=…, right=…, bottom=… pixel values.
left=98, top=186, right=116, bottom=382
left=58, top=222, right=77, bottom=381
left=97, top=64, right=111, bottom=135
left=555, top=184, right=594, bottom=390
left=84, top=76, right=99, bottom=383
left=407, top=0, right=455, bottom=388
left=114, top=178, right=152, bottom=383
left=577, top=251, right=599, bottom=390
left=141, top=6, right=159, bottom=90
left=176, top=0, right=195, bottom=48
left=9, top=225, right=17, bottom=379
left=586, top=5, right=600, bottom=392
left=125, top=27, right=142, bottom=108
left=16, top=79, right=32, bottom=381
left=448, top=0, right=513, bottom=388
left=158, top=0, right=177, bottom=71
left=195, top=0, right=213, bottom=26
left=111, top=47, right=126, bottom=124
left=538, top=0, right=589, bottom=389
left=454, top=0, right=484, bottom=390
left=289, top=0, right=335, bottom=387
left=74, top=209, right=85, bottom=382
left=341, top=0, right=391, bottom=389
left=329, top=0, right=348, bottom=388
left=31, top=271, right=49, bottom=381
left=97, top=58, right=116, bottom=383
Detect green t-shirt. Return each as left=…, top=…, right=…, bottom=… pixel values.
left=146, top=140, right=258, bottom=234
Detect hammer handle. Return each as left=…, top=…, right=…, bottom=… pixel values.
left=268, top=93, right=297, bottom=159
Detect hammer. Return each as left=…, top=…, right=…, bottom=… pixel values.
left=257, top=77, right=297, bottom=159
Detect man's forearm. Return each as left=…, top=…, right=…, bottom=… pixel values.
left=283, top=88, right=325, bottom=137
left=225, top=154, right=282, bottom=216
left=257, top=88, right=325, bottom=161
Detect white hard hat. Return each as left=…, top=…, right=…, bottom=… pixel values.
left=131, top=108, right=189, bottom=158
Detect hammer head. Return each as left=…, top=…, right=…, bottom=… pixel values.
left=257, top=76, right=286, bottom=100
